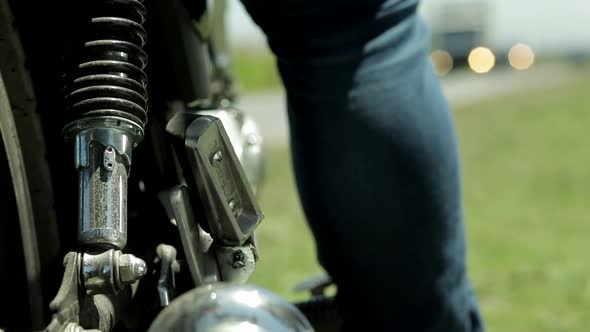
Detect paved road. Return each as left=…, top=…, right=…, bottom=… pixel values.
left=236, top=63, right=578, bottom=146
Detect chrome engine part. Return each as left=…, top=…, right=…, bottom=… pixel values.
left=148, top=283, right=314, bottom=332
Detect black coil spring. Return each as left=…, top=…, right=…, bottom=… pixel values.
left=63, top=0, right=148, bottom=130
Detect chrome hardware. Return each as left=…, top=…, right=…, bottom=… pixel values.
left=81, top=250, right=147, bottom=294
left=215, top=244, right=257, bottom=284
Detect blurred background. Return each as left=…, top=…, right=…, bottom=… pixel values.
left=224, top=1, right=590, bottom=331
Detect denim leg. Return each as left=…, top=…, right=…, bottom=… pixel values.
left=241, top=1, right=484, bottom=330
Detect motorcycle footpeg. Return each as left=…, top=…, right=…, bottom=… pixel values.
left=167, top=113, right=263, bottom=246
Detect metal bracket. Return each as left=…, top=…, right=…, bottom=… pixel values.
left=48, top=253, right=82, bottom=329
left=45, top=252, right=139, bottom=332
left=159, top=185, right=220, bottom=286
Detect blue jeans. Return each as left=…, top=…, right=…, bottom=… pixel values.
left=241, top=1, right=484, bottom=330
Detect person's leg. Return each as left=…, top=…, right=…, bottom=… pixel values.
left=241, top=1, right=484, bottom=330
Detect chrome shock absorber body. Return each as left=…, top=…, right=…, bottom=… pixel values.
left=62, top=0, right=148, bottom=250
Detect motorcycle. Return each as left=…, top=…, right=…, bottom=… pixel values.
left=0, top=0, right=340, bottom=330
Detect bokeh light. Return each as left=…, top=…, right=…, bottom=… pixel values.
left=468, top=47, right=496, bottom=74
left=431, top=49, right=454, bottom=76
left=508, top=43, right=535, bottom=70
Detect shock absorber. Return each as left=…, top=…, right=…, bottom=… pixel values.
left=62, top=0, right=148, bottom=250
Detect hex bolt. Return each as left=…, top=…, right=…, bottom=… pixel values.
left=232, top=250, right=245, bottom=269
left=82, top=250, right=147, bottom=293
left=118, top=253, right=147, bottom=285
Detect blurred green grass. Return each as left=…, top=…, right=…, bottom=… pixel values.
left=248, top=147, right=325, bottom=302
left=459, top=72, right=590, bottom=331
left=249, top=70, right=590, bottom=330
left=232, top=50, right=281, bottom=92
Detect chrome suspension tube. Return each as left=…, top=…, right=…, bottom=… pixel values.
left=61, top=0, right=148, bottom=250
left=68, top=119, right=142, bottom=249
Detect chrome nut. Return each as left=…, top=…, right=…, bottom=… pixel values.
left=118, top=254, right=147, bottom=285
